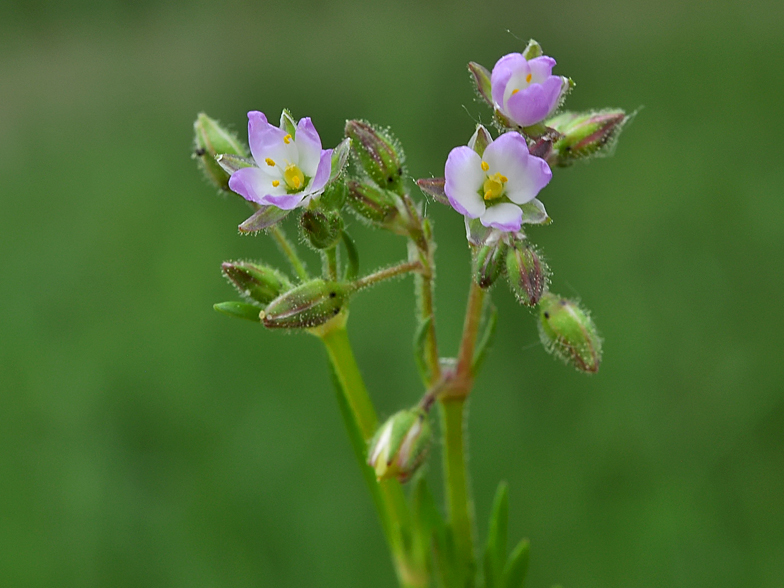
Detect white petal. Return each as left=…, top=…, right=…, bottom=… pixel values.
left=444, top=146, right=486, bottom=218
left=480, top=203, right=523, bottom=232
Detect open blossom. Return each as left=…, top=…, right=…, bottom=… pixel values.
left=228, top=111, right=333, bottom=210
left=444, top=129, right=551, bottom=233
left=491, top=53, right=565, bottom=127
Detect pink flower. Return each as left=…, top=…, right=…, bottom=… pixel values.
left=444, top=128, right=551, bottom=233
left=491, top=53, right=566, bottom=127
left=228, top=111, right=333, bottom=210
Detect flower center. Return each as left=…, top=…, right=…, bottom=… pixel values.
left=483, top=172, right=508, bottom=200
left=283, top=164, right=305, bottom=190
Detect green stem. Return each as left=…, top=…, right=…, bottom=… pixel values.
left=317, top=321, right=425, bottom=588
left=270, top=225, right=309, bottom=281
left=439, top=280, right=486, bottom=586
left=440, top=398, right=475, bottom=585
left=323, top=247, right=338, bottom=281
left=352, top=260, right=422, bottom=290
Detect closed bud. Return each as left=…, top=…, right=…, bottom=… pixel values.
left=346, top=180, right=406, bottom=233
left=193, top=113, right=248, bottom=191
left=221, top=261, right=291, bottom=305
left=300, top=209, right=343, bottom=250
left=505, top=242, right=549, bottom=305
left=538, top=292, right=602, bottom=373
left=261, top=279, right=349, bottom=329
left=547, top=109, right=628, bottom=166
left=367, top=409, right=432, bottom=483
left=344, top=120, right=405, bottom=192
left=473, top=241, right=508, bottom=289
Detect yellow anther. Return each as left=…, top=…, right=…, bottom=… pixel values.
left=512, top=88, right=520, bottom=95
left=482, top=172, right=508, bottom=200
left=526, top=73, right=532, bottom=83
left=283, top=164, right=305, bottom=190
left=272, top=180, right=280, bottom=187
left=265, top=158, right=276, bottom=167
left=481, top=161, right=489, bottom=172
left=283, top=134, right=292, bottom=144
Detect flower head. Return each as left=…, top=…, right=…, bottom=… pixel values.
left=444, top=127, right=552, bottom=233
left=228, top=111, right=334, bottom=210
left=491, top=53, right=566, bottom=128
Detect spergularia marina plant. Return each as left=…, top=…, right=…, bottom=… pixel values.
left=193, top=38, right=631, bottom=588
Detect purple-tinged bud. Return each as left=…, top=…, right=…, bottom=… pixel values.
left=193, top=113, right=248, bottom=191
left=346, top=180, right=407, bottom=234
left=538, top=292, right=602, bottom=374
left=300, top=209, right=343, bottom=250
left=473, top=241, right=508, bottom=289
left=221, top=261, right=291, bottom=305
left=505, top=242, right=549, bottom=306
left=261, top=279, right=349, bottom=329
left=344, top=120, right=405, bottom=192
left=547, top=109, right=629, bottom=166
left=367, top=409, right=432, bottom=483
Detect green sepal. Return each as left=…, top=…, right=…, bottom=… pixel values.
left=468, top=62, right=493, bottom=106
left=467, top=124, right=493, bottom=158
left=473, top=241, right=508, bottom=289
left=345, top=120, right=406, bottom=193
left=300, top=209, right=343, bottom=250
left=483, top=482, right=509, bottom=588
left=501, top=539, right=530, bottom=588
left=414, top=316, right=433, bottom=386
left=238, top=205, right=291, bottom=233
left=213, top=301, right=261, bottom=322
left=319, top=178, right=348, bottom=211
left=472, top=303, right=497, bottom=377
left=522, top=39, right=543, bottom=60
left=279, top=109, right=297, bottom=138
left=331, top=137, right=352, bottom=180
left=505, top=242, right=549, bottom=306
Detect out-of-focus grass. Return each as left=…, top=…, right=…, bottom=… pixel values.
left=1, top=1, right=783, bottom=586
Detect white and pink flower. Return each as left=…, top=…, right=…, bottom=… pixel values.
left=228, top=111, right=333, bottom=210
left=444, top=128, right=552, bottom=233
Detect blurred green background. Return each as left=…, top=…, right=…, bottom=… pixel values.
left=2, top=0, right=783, bottom=586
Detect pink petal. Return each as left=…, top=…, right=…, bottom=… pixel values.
left=505, top=84, right=552, bottom=127
left=308, top=149, right=333, bottom=194
left=527, top=56, right=556, bottom=83
left=491, top=53, right=527, bottom=107
left=228, top=166, right=282, bottom=205
left=247, top=111, right=298, bottom=172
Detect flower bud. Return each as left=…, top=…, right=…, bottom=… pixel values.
left=547, top=109, right=628, bottom=166
left=467, top=61, right=493, bottom=106
left=367, top=409, right=432, bottom=483
left=261, top=279, right=349, bottom=329
left=221, top=261, right=292, bottom=305
left=346, top=180, right=406, bottom=232
left=537, top=292, right=602, bottom=373
left=505, top=242, right=549, bottom=306
left=473, top=241, right=508, bottom=289
left=193, top=113, right=248, bottom=191
left=344, top=120, right=405, bottom=192
left=300, top=209, right=343, bottom=249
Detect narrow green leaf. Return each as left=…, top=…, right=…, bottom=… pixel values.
left=472, top=303, right=498, bottom=376
left=502, top=539, right=530, bottom=588
left=484, top=482, right=509, bottom=588
left=213, top=301, right=262, bottom=322
left=341, top=231, right=360, bottom=281
left=414, top=317, right=433, bottom=386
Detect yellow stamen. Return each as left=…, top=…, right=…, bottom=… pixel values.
left=283, top=134, right=292, bottom=144
left=272, top=180, right=280, bottom=187
left=512, top=88, right=519, bottom=95
left=482, top=172, right=508, bottom=200
left=265, top=158, right=276, bottom=167
left=526, top=73, right=532, bottom=83
left=481, top=161, right=489, bottom=172
left=283, top=164, right=305, bottom=190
